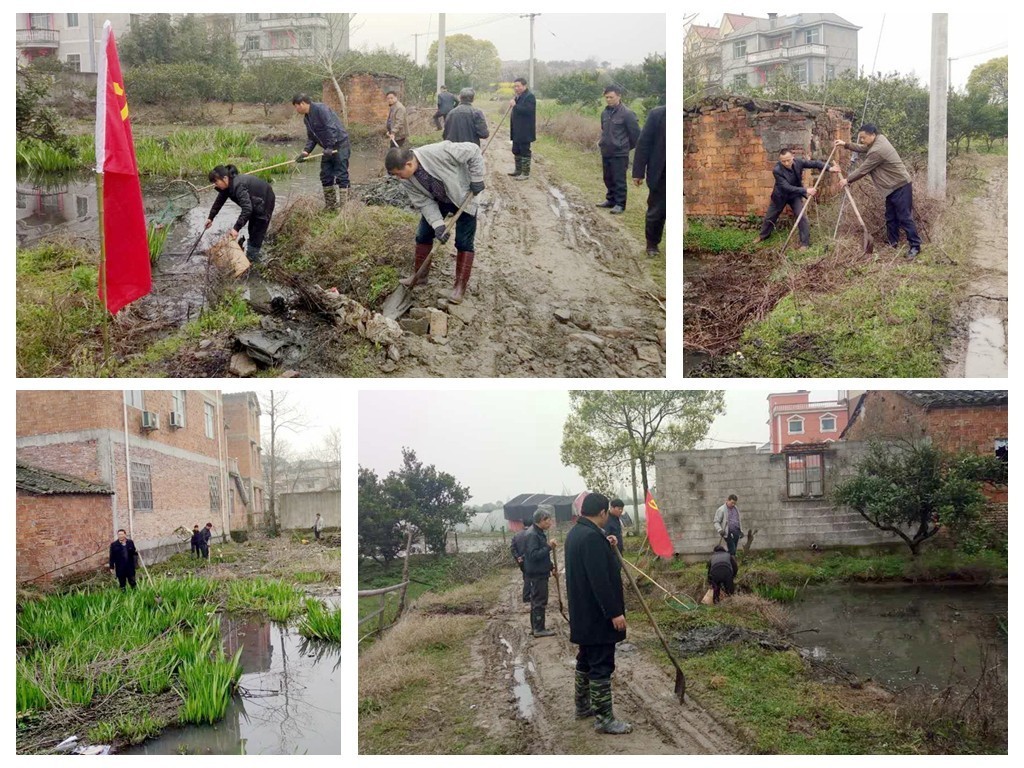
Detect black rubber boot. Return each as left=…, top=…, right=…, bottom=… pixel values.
left=508, top=156, right=523, bottom=177
left=246, top=247, right=262, bottom=264
left=575, top=671, right=595, bottom=719
left=531, top=607, right=555, bottom=637
left=515, top=157, right=531, bottom=180
left=591, top=678, right=633, bottom=734
left=323, top=186, right=338, bottom=211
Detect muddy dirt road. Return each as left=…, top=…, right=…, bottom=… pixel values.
left=944, top=154, right=1008, bottom=377
left=391, top=126, right=666, bottom=378
left=450, top=574, right=741, bottom=754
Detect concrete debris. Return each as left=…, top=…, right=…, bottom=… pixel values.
left=554, top=308, right=572, bottom=323
left=229, top=352, right=258, bottom=378
left=427, top=308, right=448, bottom=339
left=569, top=332, right=604, bottom=348
left=399, top=316, right=430, bottom=336
left=235, top=323, right=307, bottom=368
left=635, top=344, right=662, bottom=364
left=315, top=286, right=403, bottom=364
left=595, top=326, right=635, bottom=339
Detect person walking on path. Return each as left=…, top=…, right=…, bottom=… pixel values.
left=632, top=105, right=666, bottom=256
left=434, top=85, right=457, bottom=131
left=508, top=77, right=537, bottom=180
left=564, top=492, right=632, bottom=734
left=597, top=85, right=640, bottom=215
left=713, top=495, right=742, bottom=556
left=754, top=148, right=838, bottom=249
left=523, top=505, right=558, bottom=637
left=292, top=93, right=351, bottom=211
left=205, top=164, right=276, bottom=264
left=835, top=125, right=922, bottom=257
left=109, top=529, right=138, bottom=590
left=385, top=142, right=486, bottom=303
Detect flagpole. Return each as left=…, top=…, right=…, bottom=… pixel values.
left=96, top=171, right=110, bottom=361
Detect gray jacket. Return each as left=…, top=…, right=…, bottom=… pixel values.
left=713, top=503, right=741, bottom=537
left=400, top=141, right=486, bottom=228
left=846, top=134, right=913, bottom=198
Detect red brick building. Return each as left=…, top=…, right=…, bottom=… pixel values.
left=223, top=392, right=265, bottom=531
left=768, top=390, right=850, bottom=453
left=322, top=73, right=405, bottom=127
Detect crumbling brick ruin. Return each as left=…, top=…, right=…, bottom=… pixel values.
left=684, top=96, right=853, bottom=226
left=322, top=73, right=405, bottom=126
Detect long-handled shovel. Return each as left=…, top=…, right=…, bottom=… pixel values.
left=614, top=548, right=686, bottom=703
left=778, top=144, right=839, bottom=253
left=552, top=548, right=569, bottom=623
left=836, top=171, right=875, bottom=254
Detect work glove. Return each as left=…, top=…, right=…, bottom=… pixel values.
left=295, top=153, right=307, bottom=164
left=434, top=225, right=450, bottom=244
left=469, top=180, right=485, bottom=194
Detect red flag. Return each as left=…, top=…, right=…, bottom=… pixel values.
left=95, top=21, right=151, bottom=314
left=645, top=491, right=673, bottom=557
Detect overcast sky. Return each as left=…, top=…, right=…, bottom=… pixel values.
left=350, top=13, right=665, bottom=67
left=359, top=389, right=841, bottom=504
left=219, top=387, right=342, bottom=454
left=686, top=12, right=1006, bottom=89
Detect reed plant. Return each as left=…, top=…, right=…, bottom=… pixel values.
left=298, top=599, right=341, bottom=643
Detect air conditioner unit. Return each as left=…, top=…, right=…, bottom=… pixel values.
left=142, top=411, right=160, bottom=430
left=169, top=411, right=184, bottom=428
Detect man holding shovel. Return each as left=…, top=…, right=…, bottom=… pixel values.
left=564, top=492, right=632, bottom=734
left=835, top=125, right=922, bottom=257
left=385, top=142, right=485, bottom=304
left=384, top=91, right=409, bottom=148
left=292, top=93, right=351, bottom=211
left=754, top=148, right=839, bottom=249
left=523, top=506, right=558, bottom=638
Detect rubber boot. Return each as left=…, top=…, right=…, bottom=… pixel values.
left=399, top=242, right=432, bottom=287
left=591, top=679, right=632, bottom=734
left=575, top=671, right=596, bottom=719
left=531, top=607, right=555, bottom=637
left=246, top=247, right=262, bottom=265
left=338, top=186, right=350, bottom=207
left=508, top=156, right=523, bottom=177
left=323, top=186, right=338, bottom=211
left=645, top=240, right=659, bottom=257
left=449, top=251, right=474, bottom=304
left=515, top=156, right=531, bottom=180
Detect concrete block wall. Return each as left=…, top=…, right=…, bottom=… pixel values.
left=683, top=102, right=850, bottom=218
left=278, top=491, right=340, bottom=530
left=655, top=442, right=900, bottom=557
left=17, top=492, right=113, bottom=583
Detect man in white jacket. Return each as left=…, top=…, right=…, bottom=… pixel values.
left=713, top=494, right=742, bottom=556
left=385, top=142, right=486, bottom=304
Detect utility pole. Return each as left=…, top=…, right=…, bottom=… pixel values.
left=412, top=32, right=429, bottom=65
left=521, top=13, right=540, bottom=89
left=436, top=14, right=446, bottom=93
left=928, top=13, right=948, bottom=199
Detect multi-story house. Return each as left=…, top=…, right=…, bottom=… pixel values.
left=768, top=390, right=850, bottom=454
left=223, top=392, right=265, bottom=531
left=223, top=13, right=350, bottom=62
left=16, top=13, right=135, bottom=72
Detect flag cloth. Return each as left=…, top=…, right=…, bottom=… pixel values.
left=645, top=491, right=673, bottom=557
left=95, top=21, right=150, bottom=314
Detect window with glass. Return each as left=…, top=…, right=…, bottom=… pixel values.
left=131, top=462, right=153, bottom=510
left=787, top=416, right=804, bottom=434
left=787, top=453, right=824, bottom=497
left=733, top=40, right=747, bottom=58
left=125, top=390, right=144, bottom=410
left=204, top=402, right=215, bottom=438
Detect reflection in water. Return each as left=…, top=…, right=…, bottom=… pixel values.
left=123, top=614, right=340, bottom=755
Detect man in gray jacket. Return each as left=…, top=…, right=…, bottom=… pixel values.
left=385, top=142, right=486, bottom=304
left=713, top=494, right=742, bottom=556
left=442, top=89, right=489, bottom=146
left=836, top=125, right=922, bottom=257
left=597, top=85, right=640, bottom=215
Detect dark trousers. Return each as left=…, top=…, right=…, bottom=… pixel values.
left=433, top=111, right=447, bottom=130
left=247, top=210, right=273, bottom=255
left=320, top=149, right=351, bottom=189
left=602, top=155, right=629, bottom=208
left=528, top=574, right=549, bottom=611
left=190, top=543, right=199, bottom=558
left=710, top=568, right=735, bottom=604
left=314, top=528, right=321, bottom=541
left=519, top=563, right=532, bottom=603
left=415, top=201, right=477, bottom=252
left=725, top=529, right=741, bottom=556
left=512, top=141, right=532, bottom=158
left=576, top=643, right=617, bottom=681
left=645, top=180, right=666, bottom=246
left=200, top=543, right=210, bottom=560
left=116, top=571, right=137, bottom=590
left=759, top=195, right=809, bottom=245
left=884, top=183, right=922, bottom=248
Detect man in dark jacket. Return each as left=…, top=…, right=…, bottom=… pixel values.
left=109, top=529, right=138, bottom=590
left=605, top=498, right=625, bottom=554
left=597, top=86, right=641, bottom=215
left=434, top=85, right=457, bottom=130
left=510, top=525, right=533, bottom=604
left=508, top=77, right=537, bottom=180
left=200, top=522, right=213, bottom=559
left=205, top=164, right=276, bottom=264
left=564, top=492, right=632, bottom=734
left=292, top=93, right=351, bottom=211
left=443, top=88, right=490, bottom=146
left=707, top=545, right=739, bottom=604
left=523, top=505, right=558, bottom=637
left=190, top=525, right=202, bottom=558
left=755, top=147, right=839, bottom=248
left=632, top=105, right=666, bottom=256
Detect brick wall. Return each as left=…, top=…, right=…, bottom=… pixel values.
left=17, top=391, right=123, bottom=436
left=655, top=442, right=903, bottom=558
left=322, top=73, right=405, bottom=127
left=684, top=99, right=851, bottom=218
left=17, top=492, right=113, bottom=583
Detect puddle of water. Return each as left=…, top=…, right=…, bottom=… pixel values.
left=789, top=583, right=1007, bottom=691
left=965, top=316, right=1007, bottom=377
left=122, top=613, right=340, bottom=755
left=498, top=634, right=535, bottom=720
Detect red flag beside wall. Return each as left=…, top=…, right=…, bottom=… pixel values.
left=645, top=491, right=673, bottom=557
left=95, top=20, right=151, bottom=314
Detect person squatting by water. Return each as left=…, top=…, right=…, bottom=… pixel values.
left=205, top=164, right=276, bottom=264
left=385, top=142, right=486, bottom=304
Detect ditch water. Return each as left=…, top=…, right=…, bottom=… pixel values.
left=788, top=583, right=1008, bottom=691
left=122, top=609, right=340, bottom=755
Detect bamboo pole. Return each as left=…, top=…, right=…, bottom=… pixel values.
left=96, top=171, right=110, bottom=360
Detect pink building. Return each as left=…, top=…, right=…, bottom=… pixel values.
left=768, top=391, right=850, bottom=453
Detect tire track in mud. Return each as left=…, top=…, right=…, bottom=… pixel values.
left=392, top=127, right=665, bottom=378
left=459, top=575, right=742, bottom=755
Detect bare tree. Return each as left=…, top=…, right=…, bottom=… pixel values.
left=314, top=427, right=342, bottom=490
left=283, top=13, right=355, bottom=123
left=260, top=392, right=308, bottom=536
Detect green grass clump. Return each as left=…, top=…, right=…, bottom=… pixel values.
left=16, top=138, right=81, bottom=172
left=684, top=220, right=756, bottom=253
left=298, top=599, right=341, bottom=643
left=176, top=647, right=243, bottom=725
left=227, top=578, right=303, bottom=622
